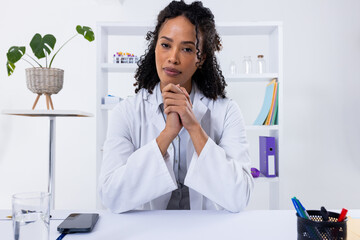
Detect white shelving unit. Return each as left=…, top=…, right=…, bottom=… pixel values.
left=96, top=22, right=283, bottom=209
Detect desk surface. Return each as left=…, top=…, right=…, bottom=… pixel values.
left=1, top=209, right=359, bottom=240
left=2, top=109, right=93, bottom=117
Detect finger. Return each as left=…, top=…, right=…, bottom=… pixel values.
left=179, top=86, right=192, bottom=108
left=164, top=105, right=191, bottom=117
left=162, top=83, right=183, bottom=94
left=163, top=90, right=192, bottom=112
left=164, top=105, right=181, bottom=115
left=179, top=86, right=189, bottom=98
left=164, top=98, right=188, bottom=109
left=162, top=91, right=188, bottom=102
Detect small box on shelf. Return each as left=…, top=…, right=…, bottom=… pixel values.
left=102, top=95, right=122, bottom=104
left=101, top=95, right=123, bottom=110
left=113, top=52, right=139, bottom=64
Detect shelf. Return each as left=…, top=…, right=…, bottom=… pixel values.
left=245, top=125, right=279, bottom=131
left=225, top=73, right=278, bottom=82
left=254, top=176, right=279, bottom=183
left=101, top=104, right=118, bottom=110
left=98, top=22, right=153, bottom=35
left=217, top=22, right=282, bottom=35
left=100, top=64, right=279, bottom=81
left=97, top=21, right=283, bottom=210
left=100, top=63, right=138, bottom=73
left=98, top=21, right=282, bottom=36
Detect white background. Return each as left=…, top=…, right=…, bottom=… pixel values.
left=0, top=0, right=359, bottom=210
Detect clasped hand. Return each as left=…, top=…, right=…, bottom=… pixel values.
left=162, top=83, right=199, bottom=137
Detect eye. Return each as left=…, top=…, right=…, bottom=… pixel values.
left=161, top=43, right=170, bottom=48
left=183, top=47, right=193, bottom=53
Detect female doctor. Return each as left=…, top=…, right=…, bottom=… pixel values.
left=99, top=0, right=253, bottom=213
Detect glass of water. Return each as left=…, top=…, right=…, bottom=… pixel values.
left=12, top=192, right=50, bottom=240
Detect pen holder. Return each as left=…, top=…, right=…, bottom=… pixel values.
left=297, top=210, right=347, bottom=240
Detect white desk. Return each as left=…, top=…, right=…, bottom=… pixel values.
left=1, top=209, right=359, bottom=239
left=1, top=110, right=93, bottom=209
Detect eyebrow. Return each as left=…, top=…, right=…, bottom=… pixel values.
left=160, top=36, right=196, bottom=46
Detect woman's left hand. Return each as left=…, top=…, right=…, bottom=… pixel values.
left=162, top=83, right=199, bottom=132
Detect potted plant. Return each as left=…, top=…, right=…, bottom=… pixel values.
left=6, top=25, right=95, bottom=110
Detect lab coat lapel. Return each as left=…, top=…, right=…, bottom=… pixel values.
left=187, top=86, right=210, bottom=210
left=186, top=85, right=210, bottom=168
left=193, top=87, right=209, bottom=125
left=145, top=84, right=166, bottom=134
left=146, top=84, right=175, bottom=186
left=148, top=105, right=165, bottom=133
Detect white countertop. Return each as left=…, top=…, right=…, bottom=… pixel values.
left=1, top=209, right=359, bottom=240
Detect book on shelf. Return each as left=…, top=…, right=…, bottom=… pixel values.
left=270, top=85, right=279, bottom=125
left=253, top=79, right=278, bottom=125
left=265, top=81, right=279, bottom=125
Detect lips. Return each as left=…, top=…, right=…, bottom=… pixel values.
left=163, top=67, right=181, bottom=77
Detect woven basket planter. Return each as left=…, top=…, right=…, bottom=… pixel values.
left=25, top=68, right=64, bottom=110
left=26, top=68, right=64, bottom=94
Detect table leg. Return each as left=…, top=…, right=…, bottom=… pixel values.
left=49, top=117, right=56, bottom=209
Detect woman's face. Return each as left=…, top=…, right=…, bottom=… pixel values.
left=155, top=15, right=203, bottom=93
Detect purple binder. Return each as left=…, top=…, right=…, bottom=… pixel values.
left=259, top=136, right=277, bottom=177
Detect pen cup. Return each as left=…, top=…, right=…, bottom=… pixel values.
left=296, top=210, right=347, bottom=240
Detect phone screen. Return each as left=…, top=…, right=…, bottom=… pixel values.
left=57, top=213, right=99, bottom=233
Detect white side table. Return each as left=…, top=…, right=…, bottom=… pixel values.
left=2, top=110, right=93, bottom=209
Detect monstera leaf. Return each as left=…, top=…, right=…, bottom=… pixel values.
left=7, top=61, right=16, bottom=76
left=30, top=34, right=56, bottom=59
left=76, top=25, right=95, bottom=42
left=6, top=46, right=25, bottom=76
left=7, top=46, right=26, bottom=63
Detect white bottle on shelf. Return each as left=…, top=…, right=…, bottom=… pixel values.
left=229, top=61, right=237, bottom=75
left=242, top=56, right=252, bottom=74
left=255, top=55, right=266, bottom=74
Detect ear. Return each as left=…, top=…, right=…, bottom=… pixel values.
left=198, top=53, right=206, bottom=69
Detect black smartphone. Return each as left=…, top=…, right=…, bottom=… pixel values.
left=57, top=213, right=99, bottom=233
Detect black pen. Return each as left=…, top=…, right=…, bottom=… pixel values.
left=320, top=206, right=333, bottom=238
left=320, top=206, right=329, bottom=221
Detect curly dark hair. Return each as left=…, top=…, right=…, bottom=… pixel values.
left=134, top=0, right=226, bottom=100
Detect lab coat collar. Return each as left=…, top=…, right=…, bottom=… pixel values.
left=192, top=83, right=209, bottom=124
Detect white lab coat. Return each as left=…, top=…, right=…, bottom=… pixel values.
left=99, top=83, right=253, bottom=213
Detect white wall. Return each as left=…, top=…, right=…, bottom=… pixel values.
left=1, top=0, right=359, bottom=210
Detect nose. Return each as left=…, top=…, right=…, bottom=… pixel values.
left=168, top=48, right=180, bottom=65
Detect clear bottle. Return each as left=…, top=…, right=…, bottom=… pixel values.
left=242, top=56, right=252, bottom=74
left=255, top=55, right=266, bottom=74
left=229, top=61, right=237, bottom=75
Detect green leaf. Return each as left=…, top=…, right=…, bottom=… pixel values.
left=30, top=33, right=56, bottom=59
left=7, top=61, right=16, bottom=76
left=6, top=46, right=26, bottom=64
left=76, top=25, right=95, bottom=42
left=6, top=46, right=25, bottom=76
